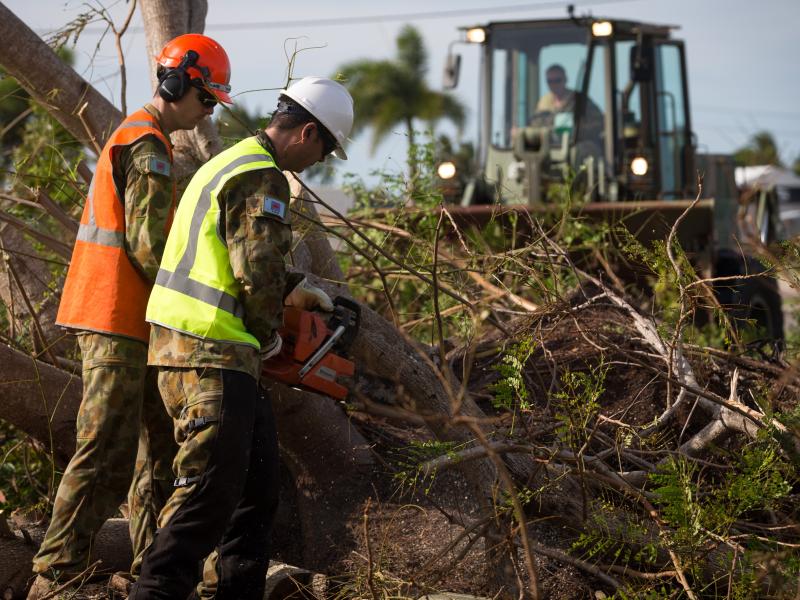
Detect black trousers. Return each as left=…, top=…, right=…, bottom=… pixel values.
left=130, top=368, right=280, bottom=600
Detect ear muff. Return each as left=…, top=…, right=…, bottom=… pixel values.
left=157, top=50, right=200, bottom=102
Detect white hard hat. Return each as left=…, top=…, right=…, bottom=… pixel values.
left=281, top=77, right=354, bottom=160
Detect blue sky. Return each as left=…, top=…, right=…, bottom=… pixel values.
left=7, top=0, right=800, bottom=183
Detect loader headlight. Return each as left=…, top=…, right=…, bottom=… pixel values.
left=437, top=161, right=457, bottom=180
left=630, top=156, right=649, bottom=176
left=465, top=27, right=486, bottom=43
left=592, top=21, right=613, bottom=37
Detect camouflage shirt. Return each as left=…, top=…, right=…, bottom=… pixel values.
left=148, top=131, right=304, bottom=380
left=116, top=104, right=175, bottom=284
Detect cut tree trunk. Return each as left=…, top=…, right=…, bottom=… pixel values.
left=0, top=518, right=131, bottom=598
left=0, top=342, right=82, bottom=467
left=287, top=178, right=526, bottom=596
left=269, top=383, right=375, bottom=572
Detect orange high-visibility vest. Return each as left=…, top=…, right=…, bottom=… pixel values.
left=56, top=108, right=175, bottom=342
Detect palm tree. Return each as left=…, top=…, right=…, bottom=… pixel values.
left=733, top=130, right=783, bottom=167
left=335, top=25, right=465, bottom=184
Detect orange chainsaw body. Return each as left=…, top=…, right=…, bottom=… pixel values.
left=261, top=304, right=356, bottom=400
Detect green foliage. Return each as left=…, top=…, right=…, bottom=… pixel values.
left=650, top=439, right=793, bottom=553
left=0, top=68, right=31, bottom=171
left=0, top=419, right=55, bottom=512
left=572, top=506, right=659, bottom=569
left=0, top=61, right=82, bottom=357
left=553, top=361, right=607, bottom=450
left=337, top=134, right=478, bottom=343
left=610, top=586, right=673, bottom=599
left=393, top=439, right=461, bottom=494
left=9, top=102, right=85, bottom=209
left=722, top=439, right=792, bottom=516
left=620, top=229, right=687, bottom=324
left=618, top=225, right=741, bottom=349
left=489, top=337, right=536, bottom=410
left=649, top=457, right=704, bottom=551
left=544, top=171, right=613, bottom=255
left=1, top=56, right=85, bottom=251
left=774, top=403, right=800, bottom=465
left=1, top=48, right=78, bottom=188
left=574, top=435, right=797, bottom=597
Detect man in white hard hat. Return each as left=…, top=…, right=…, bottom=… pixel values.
left=129, top=76, right=354, bottom=600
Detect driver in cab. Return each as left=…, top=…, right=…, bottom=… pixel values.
left=530, top=63, right=603, bottom=145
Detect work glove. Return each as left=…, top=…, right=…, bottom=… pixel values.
left=284, top=278, right=334, bottom=312
left=260, top=333, right=283, bottom=360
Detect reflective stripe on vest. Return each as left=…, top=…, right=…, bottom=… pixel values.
left=146, top=137, right=276, bottom=349
left=56, top=108, right=175, bottom=342
left=76, top=119, right=160, bottom=248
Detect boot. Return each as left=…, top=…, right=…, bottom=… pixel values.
left=26, top=575, right=61, bottom=600
left=107, top=572, right=134, bottom=599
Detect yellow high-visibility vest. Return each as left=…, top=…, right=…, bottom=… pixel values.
left=146, top=136, right=278, bottom=349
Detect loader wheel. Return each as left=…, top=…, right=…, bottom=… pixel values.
left=736, top=276, right=784, bottom=343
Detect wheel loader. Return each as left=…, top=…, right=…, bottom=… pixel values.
left=440, top=14, right=783, bottom=339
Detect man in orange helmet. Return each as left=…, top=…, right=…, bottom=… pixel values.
left=27, top=34, right=233, bottom=600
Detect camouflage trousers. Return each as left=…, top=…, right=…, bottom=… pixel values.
left=32, top=332, right=176, bottom=580
left=131, top=367, right=280, bottom=600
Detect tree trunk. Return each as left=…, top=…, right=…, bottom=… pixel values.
left=0, top=518, right=132, bottom=598
left=0, top=1, right=121, bottom=150
left=287, top=178, right=522, bottom=595
left=405, top=117, right=418, bottom=187
left=139, top=0, right=222, bottom=174
left=0, top=342, right=82, bottom=466
left=269, top=383, right=375, bottom=572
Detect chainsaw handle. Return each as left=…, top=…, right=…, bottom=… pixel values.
left=331, top=296, right=360, bottom=349
left=333, top=296, right=360, bottom=317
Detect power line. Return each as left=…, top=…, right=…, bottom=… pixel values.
left=40, top=0, right=646, bottom=35
left=694, top=104, right=800, bottom=121
left=204, top=0, right=645, bottom=31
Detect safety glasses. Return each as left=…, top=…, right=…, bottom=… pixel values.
left=193, top=85, right=218, bottom=109
left=316, top=122, right=337, bottom=157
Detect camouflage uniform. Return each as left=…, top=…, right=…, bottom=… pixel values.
left=131, top=132, right=300, bottom=600
left=32, top=105, right=177, bottom=583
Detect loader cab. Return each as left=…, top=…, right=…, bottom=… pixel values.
left=447, top=18, right=694, bottom=205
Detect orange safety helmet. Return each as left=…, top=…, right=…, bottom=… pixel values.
left=156, top=34, right=232, bottom=103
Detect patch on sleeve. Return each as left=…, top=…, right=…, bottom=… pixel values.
left=262, top=196, right=288, bottom=221
left=134, top=152, right=172, bottom=177
left=148, top=156, right=171, bottom=177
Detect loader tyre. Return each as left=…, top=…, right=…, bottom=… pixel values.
left=737, top=275, right=783, bottom=342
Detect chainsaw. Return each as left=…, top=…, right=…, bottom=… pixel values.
left=261, top=296, right=360, bottom=400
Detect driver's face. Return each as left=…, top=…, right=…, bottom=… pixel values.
left=546, top=70, right=567, bottom=98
